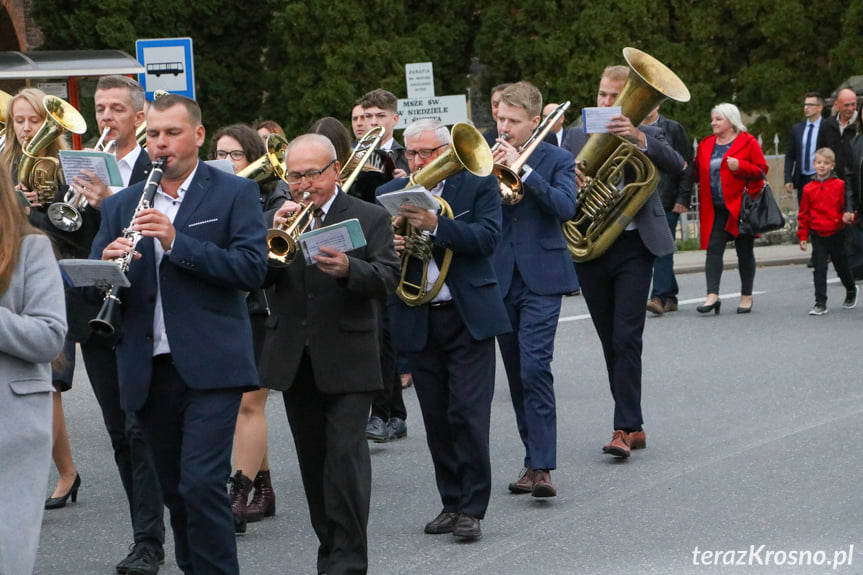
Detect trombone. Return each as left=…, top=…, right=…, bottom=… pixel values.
left=266, top=192, right=316, bottom=267
left=238, top=133, right=289, bottom=183
left=493, top=101, right=570, bottom=205
left=339, top=126, right=385, bottom=193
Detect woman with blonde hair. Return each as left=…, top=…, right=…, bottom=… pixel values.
left=0, top=161, right=67, bottom=574
left=693, top=103, right=768, bottom=314
left=3, top=87, right=85, bottom=508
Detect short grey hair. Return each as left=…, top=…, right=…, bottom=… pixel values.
left=403, top=119, right=451, bottom=146
left=712, top=103, right=747, bottom=133
left=286, top=133, right=337, bottom=163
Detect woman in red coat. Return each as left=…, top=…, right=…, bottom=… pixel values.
left=693, top=103, right=768, bottom=314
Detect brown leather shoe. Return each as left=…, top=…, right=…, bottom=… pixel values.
left=602, top=430, right=631, bottom=458
left=646, top=297, right=665, bottom=315
left=507, top=468, right=536, bottom=494
left=452, top=513, right=482, bottom=541
left=628, top=430, right=646, bottom=450
left=246, top=469, right=276, bottom=522
left=531, top=470, right=557, bottom=498
left=424, top=511, right=459, bottom=534
left=663, top=298, right=678, bottom=312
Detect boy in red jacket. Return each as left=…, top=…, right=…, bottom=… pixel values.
left=798, top=147, right=858, bottom=315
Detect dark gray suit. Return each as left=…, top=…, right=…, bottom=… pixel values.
left=259, top=189, right=399, bottom=575
left=563, top=126, right=683, bottom=432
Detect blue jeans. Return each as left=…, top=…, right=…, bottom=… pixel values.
left=650, top=211, right=680, bottom=301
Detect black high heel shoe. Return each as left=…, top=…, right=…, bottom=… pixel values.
left=737, top=299, right=753, bottom=314
left=45, top=473, right=81, bottom=510
left=696, top=298, right=722, bottom=315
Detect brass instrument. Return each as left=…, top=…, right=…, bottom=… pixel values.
left=494, top=101, right=570, bottom=205
left=339, top=125, right=384, bottom=193
left=489, top=132, right=509, bottom=154
left=394, top=122, right=493, bottom=306
left=137, top=90, right=169, bottom=148
left=46, top=126, right=116, bottom=231
left=17, top=95, right=87, bottom=205
left=0, top=89, right=12, bottom=152
left=563, top=47, right=690, bottom=262
left=238, top=133, right=288, bottom=183
left=90, top=158, right=167, bottom=337
left=266, top=192, right=316, bottom=267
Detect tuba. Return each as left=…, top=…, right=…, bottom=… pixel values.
left=266, top=192, right=316, bottom=267
left=0, top=89, right=12, bottom=152
left=494, top=101, right=570, bottom=205
left=563, top=47, right=689, bottom=262
left=17, top=95, right=88, bottom=206
left=238, top=133, right=289, bottom=184
left=339, top=125, right=385, bottom=193
left=394, top=122, right=493, bottom=306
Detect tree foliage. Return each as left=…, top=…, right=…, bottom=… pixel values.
left=29, top=0, right=863, bottom=145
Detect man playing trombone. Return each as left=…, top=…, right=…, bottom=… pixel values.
left=491, top=82, right=578, bottom=498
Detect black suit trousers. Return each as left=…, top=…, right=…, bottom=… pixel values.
left=136, top=357, right=243, bottom=575
left=80, top=338, right=165, bottom=548
left=371, top=301, right=406, bottom=421
left=576, top=231, right=654, bottom=432
left=283, top=352, right=374, bottom=575
left=408, top=306, right=495, bottom=519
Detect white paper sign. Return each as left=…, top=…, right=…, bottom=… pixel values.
left=582, top=106, right=622, bottom=134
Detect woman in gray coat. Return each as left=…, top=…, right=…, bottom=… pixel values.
left=0, top=162, right=67, bottom=574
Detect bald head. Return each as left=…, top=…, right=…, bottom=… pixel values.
left=835, top=88, right=857, bottom=124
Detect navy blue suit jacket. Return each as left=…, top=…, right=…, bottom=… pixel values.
left=563, top=125, right=681, bottom=257
left=784, top=120, right=819, bottom=191
left=378, top=171, right=511, bottom=350
left=493, top=142, right=578, bottom=296
left=90, top=161, right=268, bottom=411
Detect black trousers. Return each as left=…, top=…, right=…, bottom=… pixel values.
left=576, top=231, right=654, bottom=432
left=137, top=357, right=243, bottom=575
left=370, top=302, right=406, bottom=420
left=408, top=306, right=495, bottom=519
left=79, top=338, right=164, bottom=549
left=283, top=352, right=374, bottom=575
left=811, top=229, right=856, bottom=304
left=706, top=204, right=756, bottom=296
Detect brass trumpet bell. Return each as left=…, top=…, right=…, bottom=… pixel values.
left=267, top=195, right=316, bottom=267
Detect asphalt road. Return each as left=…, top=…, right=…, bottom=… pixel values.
left=35, top=262, right=862, bottom=575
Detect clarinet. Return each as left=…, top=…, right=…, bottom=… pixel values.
left=89, top=157, right=167, bottom=337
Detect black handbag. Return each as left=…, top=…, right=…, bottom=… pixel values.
left=738, top=180, right=785, bottom=235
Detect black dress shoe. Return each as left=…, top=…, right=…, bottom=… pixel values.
left=452, top=513, right=482, bottom=541
left=386, top=417, right=407, bottom=440
left=116, top=543, right=161, bottom=575
left=365, top=416, right=389, bottom=442
left=424, top=511, right=459, bottom=534
left=45, top=473, right=81, bottom=510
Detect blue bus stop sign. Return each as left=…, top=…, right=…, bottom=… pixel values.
left=135, top=37, right=195, bottom=100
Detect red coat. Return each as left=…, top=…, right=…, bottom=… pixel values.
left=693, top=132, right=768, bottom=249
left=797, top=176, right=846, bottom=241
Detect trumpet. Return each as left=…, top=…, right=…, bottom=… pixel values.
left=90, top=157, right=167, bottom=337
left=493, top=101, right=570, bottom=205
left=266, top=192, right=316, bottom=267
left=339, top=126, right=385, bottom=193
left=46, top=126, right=116, bottom=231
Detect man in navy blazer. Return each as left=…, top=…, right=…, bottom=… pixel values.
left=491, top=82, right=577, bottom=498
left=91, top=95, right=267, bottom=575
left=379, top=119, right=510, bottom=541
left=784, top=93, right=824, bottom=205
left=563, top=65, right=684, bottom=459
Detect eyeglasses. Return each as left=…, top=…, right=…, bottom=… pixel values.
left=216, top=150, right=246, bottom=160
left=285, top=159, right=336, bottom=185
left=404, top=144, right=446, bottom=160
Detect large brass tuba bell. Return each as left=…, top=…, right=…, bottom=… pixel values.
left=563, top=47, right=690, bottom=262
left=238, top=133, right=289, bottom=184
left=17, top=95, right=88, bottom=205
left=394, top=122, right=493, bottom=306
